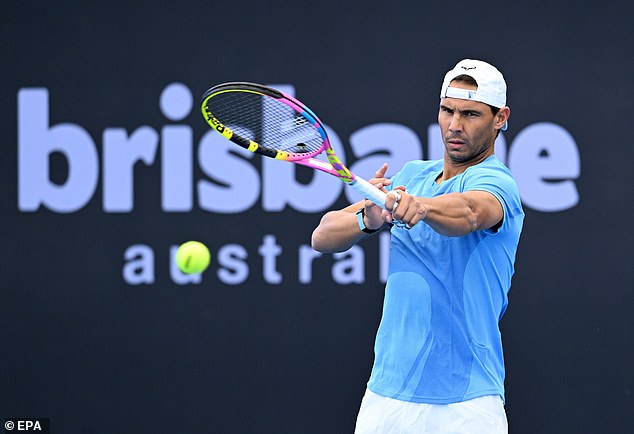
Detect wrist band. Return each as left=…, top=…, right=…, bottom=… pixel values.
left=356, top=208, right=378, bottom=234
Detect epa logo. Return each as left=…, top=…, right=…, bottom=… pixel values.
left=4, top=419, right=49, bottom=433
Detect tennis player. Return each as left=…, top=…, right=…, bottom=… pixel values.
left=311, top=59, right=524, bottom=433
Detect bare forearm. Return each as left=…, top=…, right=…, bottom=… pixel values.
left=311, top=206, right=366, bottom=253
left=389, top=191, right=502, bottom=236
left=420, top=194, right=479, bottom=236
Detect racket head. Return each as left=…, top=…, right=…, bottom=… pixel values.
left=201, top=82, right=386, bottom=208
left=201, top=82, right=329, bottom=162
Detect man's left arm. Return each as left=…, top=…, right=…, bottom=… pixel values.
left=385, top=189, right=503, bottom=236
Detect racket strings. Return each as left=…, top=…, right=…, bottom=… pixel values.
left=207, top=91, right=323, bottom=155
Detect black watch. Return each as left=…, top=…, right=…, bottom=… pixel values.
left=356, top=207, right=378, bottom=234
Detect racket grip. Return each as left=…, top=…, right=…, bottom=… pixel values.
left=349, top=177, right=388, bottom=210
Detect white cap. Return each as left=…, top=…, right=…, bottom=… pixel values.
left=440, top=59, right=507, bottom=108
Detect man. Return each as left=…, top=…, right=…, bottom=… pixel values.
left=311, top=59, right=524, bottom=433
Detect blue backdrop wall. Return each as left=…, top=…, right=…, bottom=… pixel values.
left=2, top=1, right=633, bottom=433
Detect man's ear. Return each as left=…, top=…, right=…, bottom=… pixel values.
left=495, top=106, right=511, bottom=130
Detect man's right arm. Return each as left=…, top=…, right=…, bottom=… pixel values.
left=311, top=163, right=393, bottom=253
left=311, top=201, right=373, bottom=254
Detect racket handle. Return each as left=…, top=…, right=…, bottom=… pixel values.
left=348, top=177, right=388, bottom=210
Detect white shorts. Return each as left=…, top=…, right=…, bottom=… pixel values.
left=354, top=389, right=508, bottom=434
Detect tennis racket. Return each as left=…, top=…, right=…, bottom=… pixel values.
left=200, top=82, right=388, bottom=209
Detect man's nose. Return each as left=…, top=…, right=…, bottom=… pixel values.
left=448, top=113, right=462, bottom=131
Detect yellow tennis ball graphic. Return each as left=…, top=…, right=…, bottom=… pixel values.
left=176, top=241, right=210, bottom=274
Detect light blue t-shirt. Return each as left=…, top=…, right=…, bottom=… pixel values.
left=367, top=155, right=524, bottom=404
